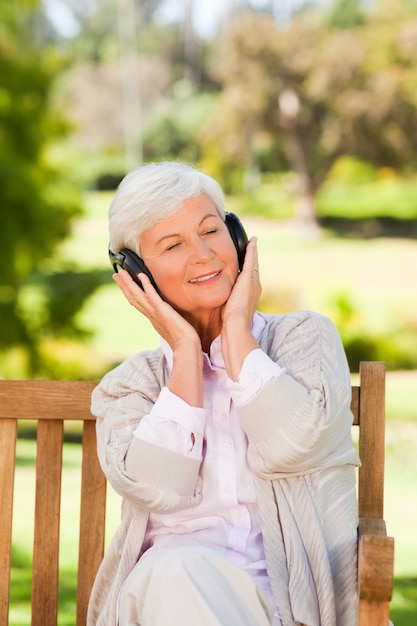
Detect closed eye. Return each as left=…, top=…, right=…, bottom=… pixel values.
left=166, top=242, right=181, bottom=251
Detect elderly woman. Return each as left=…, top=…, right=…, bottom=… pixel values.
left=88, top=161, right=360, bottom=626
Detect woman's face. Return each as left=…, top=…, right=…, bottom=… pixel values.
left=139, top=194, right=239, bottom=325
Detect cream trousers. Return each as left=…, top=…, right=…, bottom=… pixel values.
left=118, top=546, right=280, bottom=626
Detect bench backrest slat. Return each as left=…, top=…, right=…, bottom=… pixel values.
left=0, top=419, right=17, bottom=626
left=0, top=380, right=97, bottom=420
left=356, top=361, right=386, bottom=519
left=32, top=420, right=63, bottom=626
left=76, top=420, right=107, bottom=626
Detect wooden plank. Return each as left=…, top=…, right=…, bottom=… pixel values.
left=76, top=420, right=107, bottom=626
left=31, top=420, right=63, bottom=626
left=0, top=381, right=97, bottom=421
left=358, top=362, right=386, bottom=519
left=0, top=419, right=17, bottom=626
left=358, top=534, right=394, bottom=602
left=358, top=599, right=391, bottom=626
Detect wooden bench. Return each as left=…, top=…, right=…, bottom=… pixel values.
left=0, top=362, right=394, bottom=625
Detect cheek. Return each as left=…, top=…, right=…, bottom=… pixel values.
left=147, top=258, right=183, bottom=295
left=224, top=244, right=240, bottom=280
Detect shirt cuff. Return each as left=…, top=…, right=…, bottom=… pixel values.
left=150, top=387, right=206, bottom=434
left=227, top=348, right=284, bottom=406
left=133, top=387, right=207, bottom=458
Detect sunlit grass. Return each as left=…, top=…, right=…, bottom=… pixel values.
left=391, top=578, right=417, bottom=626
left=386, top=372, right=417, bottom=422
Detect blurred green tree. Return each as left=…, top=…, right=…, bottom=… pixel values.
left=203, top=0, right=417, bottom=230
left=0, top=1, right=104, bottom=377
left=325, top=0, right=364, bottom=28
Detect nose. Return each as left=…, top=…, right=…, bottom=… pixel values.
left=189, top=235, right=214, bottom=263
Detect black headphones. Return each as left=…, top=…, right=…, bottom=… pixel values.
left=109, top=212, right=248, bottom=291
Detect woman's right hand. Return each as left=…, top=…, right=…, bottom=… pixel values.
left=113, top=269, right=199, bottom=349
left=113, top=269, right=204, bottom=406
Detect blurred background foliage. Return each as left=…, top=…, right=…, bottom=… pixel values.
left=3, top=3, right=417, bottom=623
left=1, top=0, right=417, bottom=378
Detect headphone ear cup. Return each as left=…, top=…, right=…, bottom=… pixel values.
left=225, top=213, right=248, bottom=270
left=108, top=248, right=159, bottom=292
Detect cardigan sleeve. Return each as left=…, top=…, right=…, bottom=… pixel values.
left=237, top=312, right=360, bottom=477
left=91, top=350, right=203, bottom=512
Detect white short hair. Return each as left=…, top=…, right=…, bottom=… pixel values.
left=109, top=161, right=226, bottom=255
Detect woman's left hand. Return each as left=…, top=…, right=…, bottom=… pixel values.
left=221, top=237, right=262, bottom=380
left=222, top=236, right=261, bottom=327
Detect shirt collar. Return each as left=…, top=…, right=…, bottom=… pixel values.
left=160, top=312, right=267, bottom=373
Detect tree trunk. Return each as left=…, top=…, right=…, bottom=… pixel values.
left=282, top=125, right=321, bottom=237
left=293, top=182, right=321, bottom=238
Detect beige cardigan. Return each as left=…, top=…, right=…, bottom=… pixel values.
left=88, top=310, right=360, bottom=626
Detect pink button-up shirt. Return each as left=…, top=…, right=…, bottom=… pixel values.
left=134, top=313, right=283, bottom=609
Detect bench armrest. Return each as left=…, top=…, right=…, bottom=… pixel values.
left=358, top=518, right=394, bottom=602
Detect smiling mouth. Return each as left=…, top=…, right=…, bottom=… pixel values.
left=189, top=271, right=221, bottom=284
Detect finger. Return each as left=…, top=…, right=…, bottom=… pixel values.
left=113, top=270, right=150, bottom=311
left=244, top=237, right=258, bottom=265
left=113, top=270, right=133, bottom=297
left=137, top=271, right=158, bottom=296
left=113, top=269, right=153, bottom=300
left=240, top=237, right=259, bottom=279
